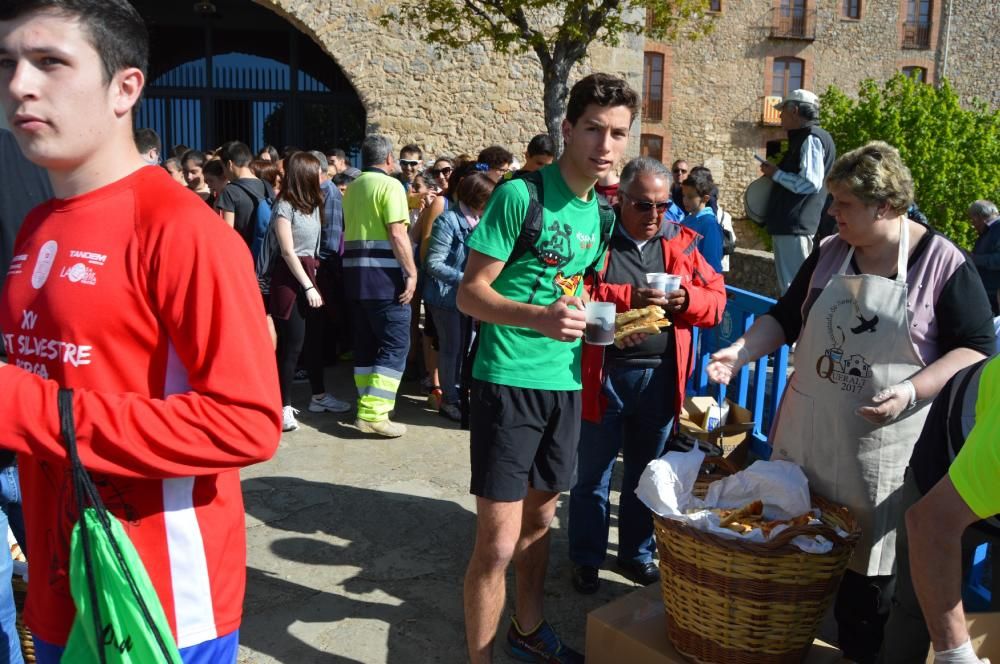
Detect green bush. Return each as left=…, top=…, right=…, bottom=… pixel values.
left=820, top=75, right=1000, bottom=250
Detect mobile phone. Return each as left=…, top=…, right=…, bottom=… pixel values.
left=754, top=155, right=767, bottom=164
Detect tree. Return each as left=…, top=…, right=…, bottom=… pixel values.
left=820, top=75, right=1000, bottom=249
left=381, top=0, right=714, bottom=152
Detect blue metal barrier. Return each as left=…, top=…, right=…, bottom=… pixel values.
left=688, top=286, right=791, bottom=460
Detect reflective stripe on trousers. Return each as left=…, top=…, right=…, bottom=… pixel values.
left=354, top=366, right=402, bottom=421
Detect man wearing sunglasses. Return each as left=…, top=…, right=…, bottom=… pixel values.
left=398, top=143, right=423, bottom=191
left=670, top=159, right=689, bottom=212
left=569, top=156, right=726, bottom=595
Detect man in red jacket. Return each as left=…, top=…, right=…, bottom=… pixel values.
left=0, top=1, right=281, bottom=661
left=569, top=156, right=725, bottom=594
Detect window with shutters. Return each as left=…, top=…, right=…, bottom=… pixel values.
left=772, top=57, right=804, bottom=98
left=642, top=52, right=664, bottom=122
left=640, top=134, right=663, bottom=161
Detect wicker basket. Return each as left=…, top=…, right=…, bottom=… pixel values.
left=653, top=463, right=860, bottom=664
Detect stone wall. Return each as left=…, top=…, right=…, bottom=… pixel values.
left=258, top=0, right=644, bottom=159
left=644, top=0, right=989, bottom=218
left=940, top=0, right=1000, bottom=110
left=726, top=248, right=779, bottom=300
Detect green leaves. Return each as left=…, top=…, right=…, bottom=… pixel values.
left=381, top=0, right=716, bottom=65
left=820, top=76, right=1000, bottom=250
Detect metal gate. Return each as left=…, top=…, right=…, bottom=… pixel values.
left=133, top=0, right=366, bottom=155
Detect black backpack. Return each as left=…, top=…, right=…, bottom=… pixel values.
left=503, top=169, right=616, bottom=273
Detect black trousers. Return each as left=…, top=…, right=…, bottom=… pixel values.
left=834, top=569, right=896, bottom=663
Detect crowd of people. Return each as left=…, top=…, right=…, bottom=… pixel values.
left=0, top=1, right=998, bottom=664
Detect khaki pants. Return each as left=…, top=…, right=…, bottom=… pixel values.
left=772, top=234, right=814, bottom=295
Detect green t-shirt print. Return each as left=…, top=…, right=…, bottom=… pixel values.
left=467, top=164, right=604, bottom=391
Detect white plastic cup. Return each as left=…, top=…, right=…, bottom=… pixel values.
left=584, top=301, right=616, bottom=345
left=647, top=272, right=681, bottom=293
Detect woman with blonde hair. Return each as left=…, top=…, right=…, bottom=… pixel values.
left=707, top=141, right=995, bottom=662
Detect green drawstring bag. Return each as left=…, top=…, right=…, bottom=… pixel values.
left=58, top=388, right=182, bottom=664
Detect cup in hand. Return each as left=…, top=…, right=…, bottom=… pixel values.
left=584, top=301, right=616, bottom=346
left=646, top=272, right=682, bottom=293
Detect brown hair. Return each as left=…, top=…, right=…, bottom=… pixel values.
left=566, top=73, right=640, bottom=125
left=454, top=172, right=496, bottom=211
left=279, top=152, right=323, bottom=214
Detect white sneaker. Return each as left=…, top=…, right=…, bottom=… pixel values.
left=308, top=393, right=352, bottom=413
left=282, top=405, right=300, bottom=432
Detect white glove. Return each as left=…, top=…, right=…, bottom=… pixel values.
left=856, top=380, right=916, bottom=425
left=934, top=639, right=989, bottom=664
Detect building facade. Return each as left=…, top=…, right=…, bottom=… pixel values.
left=119, top=0, right=644, bottom=161
left=640, top=0, right=999, bottom=215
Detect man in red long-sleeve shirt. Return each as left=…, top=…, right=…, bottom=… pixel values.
left=0, top=1, right=281, bottom=661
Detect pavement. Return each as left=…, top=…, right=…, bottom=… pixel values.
left=237, top=364, right=648, bottom=664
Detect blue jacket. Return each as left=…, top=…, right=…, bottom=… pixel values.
left=423, top=207, right=475, bottom=310
left=681, top=207, right=724, bottom=273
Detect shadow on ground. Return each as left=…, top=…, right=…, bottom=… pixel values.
left=240, top=470, right=638, bottom=663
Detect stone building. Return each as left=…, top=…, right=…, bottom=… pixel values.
left=640, top=0, right=1000, bottom=215
left=114, top=0, right=642, bottom=162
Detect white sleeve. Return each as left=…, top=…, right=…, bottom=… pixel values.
left=773, top=135, right=825, bottom=195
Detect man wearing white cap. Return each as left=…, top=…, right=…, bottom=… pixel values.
left=760, top=89, right=837, bottom=293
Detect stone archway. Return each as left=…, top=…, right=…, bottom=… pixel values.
left=133, top=0, right=366, bottom=153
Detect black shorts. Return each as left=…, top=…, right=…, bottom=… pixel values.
left=469, top=380, right=581, bottom=501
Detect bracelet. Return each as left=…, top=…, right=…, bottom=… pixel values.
left=304, top=285, right=315, bottom=292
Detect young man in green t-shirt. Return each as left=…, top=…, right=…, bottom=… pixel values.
left=457, top=73, right=639, bottom=664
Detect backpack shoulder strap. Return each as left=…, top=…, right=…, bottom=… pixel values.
left=591, top=193, right=616, bottom=270
left=505, top=169, right=545, bottom=269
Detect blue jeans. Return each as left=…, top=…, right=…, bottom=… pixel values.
left=568, top=362, right=675, bottom=567
left=0, top=465, right=22, bottom=664
left=426, top=305, right=468, bottom=405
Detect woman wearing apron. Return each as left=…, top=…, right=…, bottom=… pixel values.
left=707, top=142, right=994, bottom=663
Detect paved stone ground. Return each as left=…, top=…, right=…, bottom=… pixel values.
left=237, top=364, right=648, bottom=664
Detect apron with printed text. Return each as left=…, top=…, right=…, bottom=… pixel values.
left=771, top=220, right=930, bottom=576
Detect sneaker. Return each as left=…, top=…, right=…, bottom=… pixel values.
left=505, top=618, right=583, bottom=664
left=281, top=406, right=300, bottom=432
left=438, top=403, right=461, bottom=422
left=293, top=369, right=309, bottom=384
left=308, top=393, right=352, bottom=413
left=427, top=388, right=443, bottom=411
left=355, top=418, right=406, bottom=438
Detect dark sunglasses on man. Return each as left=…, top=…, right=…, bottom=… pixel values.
left=399, top=159, right=421, bottom=168
left=621, top=192, right=671, bottom=213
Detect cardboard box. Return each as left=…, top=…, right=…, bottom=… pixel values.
left=678, top=396, right=755, bottom=468
left=586, top=583, right=843, bottom=664
left=923, top=612, right=1000, bottom=662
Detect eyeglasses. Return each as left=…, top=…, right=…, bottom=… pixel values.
left=623, top=193, right=671, bottom=213
left=672, top=168, right=689, bottom=175
left=399, top=159, right=420, bottom=167
left=430, top=166, right=453, bottom=178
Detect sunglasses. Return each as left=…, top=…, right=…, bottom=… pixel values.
left=399, top=159, right=421, bottom=167
left=623, top=194, right=671, bottom=213
left=672, top=168, right=689, bottom=174
left=430, top=166, right=453, bottom=177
